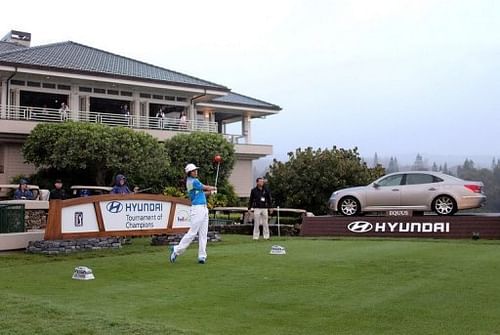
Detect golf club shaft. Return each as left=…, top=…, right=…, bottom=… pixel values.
left=214, top=162, right=220, bottom=187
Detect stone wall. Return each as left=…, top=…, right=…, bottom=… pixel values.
left=25, top=209, right=48, bottom=230
left=27, top=237, right=125, bottom=254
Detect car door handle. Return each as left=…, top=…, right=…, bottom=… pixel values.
left=392, top=189, right=399, bottom=191
left=428, top=188, right=436, bottom=191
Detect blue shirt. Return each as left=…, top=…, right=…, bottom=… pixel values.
left=186, top=177, right=206, bottom=205
left=111, top=185, right=131, bottom=194
left=14, top=189, right=34, bottom=200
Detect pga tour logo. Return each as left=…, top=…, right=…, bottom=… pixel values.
left=106, top=201, right=123, bottom=213
left=348, top=221, right=373, bottom=233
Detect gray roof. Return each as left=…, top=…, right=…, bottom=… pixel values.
left=0, top=41, right=227, bottom=90
left=210, top=92, right=281, bottom=111
left=0, top=41, right=27, bottom=54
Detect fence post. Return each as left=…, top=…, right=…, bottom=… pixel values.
left=277, top=206, right=280, bottom=237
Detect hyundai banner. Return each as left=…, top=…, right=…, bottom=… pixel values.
left=100, top=200, right=171, bottom=231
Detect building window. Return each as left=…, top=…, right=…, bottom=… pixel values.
left=27, top=81, right=41, bottom=87
left=79, top=86, right=92, bottom=92
left=120, top=91, right=132, bottom=97
left=42, top=83, right=56, bottom=89
left=176, top=97, right=187, bottom=102
left=58, top=84, right=71, bottom=90
left=107, top=89, right=119, bottom=95
left=94, top=88, right=105, bottom=94
left=10, top=80, right=25, bottom=86
left=153, top=94, right=163, bottom=100
left=140, top=93, right=151, bottom=98
left=165, top=96, right=175, bottom=101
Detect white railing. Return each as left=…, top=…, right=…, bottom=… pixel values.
left=223, top=134, right=247, bottom=144
left=0, top=105, right=218, bottom=133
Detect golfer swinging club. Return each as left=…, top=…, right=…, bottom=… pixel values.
left=170, top=163, right=217, bottom=264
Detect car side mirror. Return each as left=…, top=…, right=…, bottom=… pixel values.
left=373, top=183, right=379, bottom=188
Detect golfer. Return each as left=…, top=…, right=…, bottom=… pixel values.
left=170, top=163, right=217, bottom=264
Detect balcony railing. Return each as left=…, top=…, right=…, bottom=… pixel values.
left=0, top=105, right=218, bottom=133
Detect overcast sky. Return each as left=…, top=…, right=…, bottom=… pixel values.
left=2, top=0, right=499, bottom=165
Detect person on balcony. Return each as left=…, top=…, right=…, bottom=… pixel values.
left=156, top=108, right=165, bottom=129
left=59, top=102, right=69, bottom=121
left=14, top=179, right=34, bottom=200
left=121, top=105, right=131, bottom=126
left=179, top=111, right=187, bottom=130
left=111, top=174, right=131, bottom=194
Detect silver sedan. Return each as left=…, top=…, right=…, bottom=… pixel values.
left=329, top=171, right=486, bottom=216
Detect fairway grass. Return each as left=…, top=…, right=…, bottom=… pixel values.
left=1, top=235, right=500, bottom=334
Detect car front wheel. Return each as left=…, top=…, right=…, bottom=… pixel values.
left=432, top=195, right=456, bottom=215
left=338, top=197, right=361, bottom=216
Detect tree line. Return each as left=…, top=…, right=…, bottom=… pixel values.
left=21, top=122, right=238, bottom=206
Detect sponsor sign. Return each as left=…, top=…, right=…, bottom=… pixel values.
left=172, top=204, right=191, bottom=228
left=45, top=194, right=192, bottom=240
left=347, top=220, right=449, bottom=234
left=301, top=215, right=500, bottom=239
left=100, top=200, right=171, bottom=231
left=61, top=204, right=99, bottom=233
left=386, top=210, right=413, bottom=217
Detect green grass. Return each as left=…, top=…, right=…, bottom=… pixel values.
left=1, top=235, right=500, bottom=334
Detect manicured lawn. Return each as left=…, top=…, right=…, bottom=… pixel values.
left=1, top=235, right=500, bottom=334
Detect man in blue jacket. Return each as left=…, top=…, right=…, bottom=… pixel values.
left=14, top=179, right=34, bottom=200
left=111, top=174, right=131, bottom=194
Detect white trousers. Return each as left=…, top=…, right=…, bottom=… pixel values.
left=174, top=205, right=209, bottom=259
left=253, top=208, right=269, bottom=239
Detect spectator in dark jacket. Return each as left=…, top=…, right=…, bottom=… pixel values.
left=111, top=174, right=131, bottom=194
left=248, top=177, right=272, bottom=240
left=50, top=179, right=68, bottom=200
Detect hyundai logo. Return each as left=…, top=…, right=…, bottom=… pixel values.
left=106, top=201, right=123, bottom=213
left=348, top=221, right=373, bottom=233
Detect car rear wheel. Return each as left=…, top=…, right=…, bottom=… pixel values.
left=338, top=197, right=361, bottom=216
left=432, top=195, right=456, bottom=215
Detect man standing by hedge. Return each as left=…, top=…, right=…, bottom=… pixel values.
left=248, top=178, right=273, bottom=240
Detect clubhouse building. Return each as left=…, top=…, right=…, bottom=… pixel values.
left=0, top=30, right=280, bottom=196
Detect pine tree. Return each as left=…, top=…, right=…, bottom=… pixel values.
left=412, top=153, right=425, bottom=171
left=373, top=152, right=379, bottom=167
left=443, top=162, right=449, bottom=174
left=431, top=162, right=438, bottom=171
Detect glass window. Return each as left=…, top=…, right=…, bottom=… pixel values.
left=11, top=80, right=25, bottom=86
left=27, top=81, right=41, bottom=87
left=406, top=174, right=435, bottom=185
left=377, top=175, right=403, bottom=187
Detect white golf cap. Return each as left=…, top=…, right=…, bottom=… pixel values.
left=185, top=163, right=199, bottom=174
